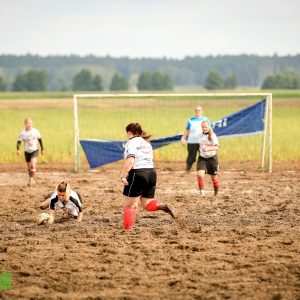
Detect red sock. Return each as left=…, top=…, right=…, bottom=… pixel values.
left=197, top=176, right=205, bottom=190
left=123, top=207, right=137, bottom=230
left=211, top=176, right=220, bottom=189
left=146, top=199, right=162, bottom=211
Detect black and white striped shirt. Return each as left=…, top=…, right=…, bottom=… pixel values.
left=49, top=190, right=83, bottom=217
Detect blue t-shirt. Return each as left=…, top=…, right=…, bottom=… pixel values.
left=186, top=116, right=210, bottom=143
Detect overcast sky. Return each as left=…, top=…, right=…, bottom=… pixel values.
left=0, top=0, right=299, bottom=58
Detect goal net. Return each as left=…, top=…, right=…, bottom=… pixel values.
left=73, top=93, right=272, bottom=172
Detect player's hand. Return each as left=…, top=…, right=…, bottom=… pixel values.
left=41, top=150, right=45, bottom=155
left=121, top=177, right=129, bottom=186
left=181, top=138, right=187, bottom=146
left=17, top=150, right=21, bottom=156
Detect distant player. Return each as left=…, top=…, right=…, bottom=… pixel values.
left=120, top=122, right=175, bottom=230
left=197, top=120, right=220, bottom=196
left=181, top=106, right=211, bottom=171
left=17, top=118, right=44, bottom=185
left=38, top=181, right=83, bottom=224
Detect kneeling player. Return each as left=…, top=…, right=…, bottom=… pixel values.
left=197, top=120, right=220, bottom=196
left=120, top=123, right=175, bottom=230
left=39, top=181, right=83, bottom=224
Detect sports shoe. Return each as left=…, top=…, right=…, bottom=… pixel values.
left=159, top=204, right=175, bottom=218
left=199, top=189, right=205, bottom=196
left=214, top=188, right=219, bottom=196
left=28, top=177, right=36, bottom=186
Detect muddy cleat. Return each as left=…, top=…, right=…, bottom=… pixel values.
left=159, top=204, right=175, bottom=218
left=199, top=189, right=205, bottom=196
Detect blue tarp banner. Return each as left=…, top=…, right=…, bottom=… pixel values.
left=80, top=99, right=266, bottom=168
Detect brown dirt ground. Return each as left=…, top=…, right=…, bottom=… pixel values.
left=0, top=162, right=300, bottom=300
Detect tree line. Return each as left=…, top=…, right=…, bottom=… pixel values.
left=0, top=68, right=299, bottom=91
left=0, top=69, right=174, bottom=91
left=0, top=54, right=300, bottom=91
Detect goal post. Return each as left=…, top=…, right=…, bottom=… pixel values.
left=73, top=92, right=272, bottom=173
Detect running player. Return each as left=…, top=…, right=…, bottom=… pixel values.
left=197, top=120, right=220, bottom=196
left=120, top=123, right=175, bottom=230
left=181, top=106, right=211, bottom=171
left=39, top=181, right=83, bottom=224
left=17, top=118, right=44, bottom=185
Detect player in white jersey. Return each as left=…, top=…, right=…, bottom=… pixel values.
left=39, top=181, right=83, bottom=224
left=197, top=120, right=220, bottom=196
left=181, top=106, right=211, bottom=171
left=17, top=118, right=44, bottom=185
left=120, top=123, right=174, bottom=230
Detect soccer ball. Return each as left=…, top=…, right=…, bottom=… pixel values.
left=36, top=212, right=50, bottom=225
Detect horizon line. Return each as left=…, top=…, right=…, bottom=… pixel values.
left=0, top=52, right=300, bottom=60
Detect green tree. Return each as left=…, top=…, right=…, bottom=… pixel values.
left=204, top=70, right=224, bottom=90
left=137, top=72, right=153, bottom=90
left=93, top=75, right=103, bottom=91
left=152, top=72, right=165, bottom=90
left=0, top=76, right=6, bottom=91
left=162, top=73, right=174, bottom=90
left=137, top=71, right=173, bottom=90
left=72, top=69, right=94, bottom=91
left=12, top=70, right=47, bottom=91
left=152, top=72, right=173, bottom=90
left=261, top=71, right=300, bottom=89
left=72, top=69, right=103, bottom=91
left=110, top=73, right=128, bottom=91
left=261, top=75, right=278, bottom=89
left=2, top=54, right=300, bottom=90
left=224, top=74, right=238, bottom=89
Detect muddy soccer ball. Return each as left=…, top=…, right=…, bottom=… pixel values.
left=36, top=212, right=50, bottom=225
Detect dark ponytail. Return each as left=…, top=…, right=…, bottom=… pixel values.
left=126, top=123, right=151, bottom=140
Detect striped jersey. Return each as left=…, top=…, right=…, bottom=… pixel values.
left=49, top=190, right=83, bottom=217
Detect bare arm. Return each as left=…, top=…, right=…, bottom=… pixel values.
left=48, top=210, right=55, bottom=224
left=181, top=129, right=190, bottom=146
left=120, top=157, right=135, bottom=185
left=77, top=212, right=83, bottom=223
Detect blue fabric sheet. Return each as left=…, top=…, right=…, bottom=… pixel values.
left=80, top=99, right=266, bottom=168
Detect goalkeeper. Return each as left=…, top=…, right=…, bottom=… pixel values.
left=38, top=181, right=83, bottom=224
left=181, top=106, right=211, bottom=171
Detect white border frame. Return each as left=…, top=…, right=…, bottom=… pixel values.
left=73, top=93, right=272, bottom=172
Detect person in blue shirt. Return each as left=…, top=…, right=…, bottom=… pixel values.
left=181, top=106, right=211, bottom=171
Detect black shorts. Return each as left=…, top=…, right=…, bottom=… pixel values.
left=24, top=150, right=39, bottom=163
left=123, top=168, right=156, bottom=198
left=197, top=155, right=219, bottom=175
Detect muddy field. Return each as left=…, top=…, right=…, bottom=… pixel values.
left=0, top=162, right=299, bottom=300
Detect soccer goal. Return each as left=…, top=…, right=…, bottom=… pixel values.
left=73, top=93, right=272, bottom=172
